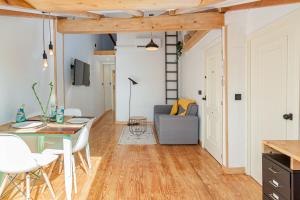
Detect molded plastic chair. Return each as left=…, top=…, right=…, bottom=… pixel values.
left=42, top=118, right=95, bottom=194
left=0, top=134, right=58, bottom=200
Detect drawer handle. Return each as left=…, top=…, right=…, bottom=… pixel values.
left=269, top=193, right=279, bottom=200
left=269, top=180, right=279, bottom=188
left=268, top=167, right=279, bottom=174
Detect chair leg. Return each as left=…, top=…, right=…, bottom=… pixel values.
left=0, top=174, right=9, bottom=197
left=78, top=152, right=89, bottom=175
left=41, top=159, right=57, bottom=193
left=58, top=155, right=64, bottom=174
left=26, top=173, right=30, bottom=200
left=41, top=169, right=56, bottom=200
left=85, top=143, right=92, bottom=169
left=19, top=173, right=25, bottom=194
left=72, top=155, right=77, bottom=194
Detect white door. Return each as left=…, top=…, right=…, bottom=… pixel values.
left=204, top=39, right=223, bottom=164
left=249, top=11, right=300, bottom=183
left=103, top=64, right=112, bottom=111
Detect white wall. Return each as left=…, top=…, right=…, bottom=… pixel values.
left=180, top=30, right=222, bottom=142
left=180, top=3, right=300, bottom=168
left=115, top=32, right=165, bottom=122
left=226, top=3, right=300, bottom=168
left=57, top=34, right=105, bottom=117
left=0, top=16, right=54, bottom=151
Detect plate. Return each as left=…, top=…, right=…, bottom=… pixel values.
left=67, top=118, right=90, bottom=124
left=12, top=121, right=44, bottom=129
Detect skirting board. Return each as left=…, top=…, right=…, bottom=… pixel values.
left=222, top=166, right=245, bottom=175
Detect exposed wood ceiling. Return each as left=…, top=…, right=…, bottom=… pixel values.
left=183, top=30, right=209, bottom=51
left=224, top=0, right=300, bottom=11
left=57, top=12, right=224, bottom=34
left=0, top=0, right=299, bottom=34
left=18, top=0, right=203, bottom=11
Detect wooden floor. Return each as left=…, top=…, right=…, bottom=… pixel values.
left=3, top=111, right=262, bottom=200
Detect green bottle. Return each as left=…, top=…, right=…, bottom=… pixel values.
left=16, top=104, right=26, bottom=123
left=56, top=106, right=64, bottom=124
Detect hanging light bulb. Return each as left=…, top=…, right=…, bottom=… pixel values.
left=43, top=50, right=48, bottom=68
left=49, top=41, right=54, bottom=56
left=146, top=32, right=159, bottom=51
left=48, top=13, right=54, bottom=56
left=42, top=12, right=48, bottom=69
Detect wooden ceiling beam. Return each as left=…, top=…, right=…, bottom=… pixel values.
left=183, top=30, right=209, bottom=52
left=22, top=0, right=202, bottom=12
left=61, top=11, right=103, bottom=19
left=57, top=12, right=224, bottom=34
left=224, top=0, right=300, bottom=11
left=126, top=10, right=144, bottom=17
left=3, top=0, right=35, bottom=9
left=175, top=0, right=225, bottom=14
left=0, top=9, right=56, bottom=19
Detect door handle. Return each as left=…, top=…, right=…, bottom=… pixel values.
left=283, top=113, right=293, bottom=120
left=202, top=96, right=207, bottom=101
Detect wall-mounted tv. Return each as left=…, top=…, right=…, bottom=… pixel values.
left=71, top=59, right=90, bottom=86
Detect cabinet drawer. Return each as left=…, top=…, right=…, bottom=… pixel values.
left=263, top=179, right=290, bottom=200
left=263, top=155, right=290, bottom=187
left=264, top=184, right=288, bottom=200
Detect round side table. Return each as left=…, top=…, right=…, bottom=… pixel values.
left=128, top=116, right=147, bottom=135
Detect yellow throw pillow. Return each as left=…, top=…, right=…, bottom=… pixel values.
left=178, top=98, right=196, bottom=116
left=170, top=101, right=178, bottom=115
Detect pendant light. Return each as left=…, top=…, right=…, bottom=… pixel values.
left=146, top=32, right=159, bottom=51
left=48, top=13, right=54, bottom=56
left=42, top=12, right=48, bottom=69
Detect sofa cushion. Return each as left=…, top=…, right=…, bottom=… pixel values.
left=178, top=99, right=196, bottom=116
left=177, top=105, right=185, bottom=115
left=186, top=104, right=198, bottom=116
left=170, top=101, right=178, bottom=115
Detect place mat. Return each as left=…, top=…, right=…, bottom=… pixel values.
left=67, top=118, right=90, bottom=124
left=11, top=121, right=45, bottom=129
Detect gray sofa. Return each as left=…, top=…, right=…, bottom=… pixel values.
left=154, top=104, right=199, bottom=144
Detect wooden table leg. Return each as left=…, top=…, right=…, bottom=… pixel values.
left=63, top=135, right=73, bottom=200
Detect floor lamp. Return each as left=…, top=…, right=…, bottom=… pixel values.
left=128, top=77, right=138, bottom=126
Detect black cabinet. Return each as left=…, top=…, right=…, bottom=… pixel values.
left=263, top=154, right=300, bottom=200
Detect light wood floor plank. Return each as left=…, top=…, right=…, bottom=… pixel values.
left=2, top=111, right=261, bottom=199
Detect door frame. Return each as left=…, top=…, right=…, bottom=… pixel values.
left=202, top=36, right=224, bottom=165
left=102, top=63, right=116, bottom=117
left=246, top=8, right=300, bottom=175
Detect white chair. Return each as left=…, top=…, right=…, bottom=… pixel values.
left=0, top=134, right=58, bottom=200
left=64, top=108, right=82, bottom=117
left=42, top=118, right=95, bottom=194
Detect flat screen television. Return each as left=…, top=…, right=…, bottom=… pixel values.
left=72, top=59, right=90, bottom=86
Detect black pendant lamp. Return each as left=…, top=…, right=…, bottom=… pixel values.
left=146, top=32, right=159, bottom=51
left=42, top=12, right=48, bottom=69
left=48, top=13, right=54, bottom=56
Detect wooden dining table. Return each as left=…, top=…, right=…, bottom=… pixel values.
left=0, top=116, right=85, bottom=200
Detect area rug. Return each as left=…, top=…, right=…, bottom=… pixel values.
left=118, top=126, right=157, bottom=145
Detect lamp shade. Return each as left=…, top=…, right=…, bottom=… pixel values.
left=128, top=78, right=138, bottom=85
left=146, top=39, right=159, bottom=51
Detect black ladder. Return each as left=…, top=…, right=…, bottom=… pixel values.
left=165, top=32, right=179, bottom=104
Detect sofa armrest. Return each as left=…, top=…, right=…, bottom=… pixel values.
left=154, top=105, right=172, bottom=115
